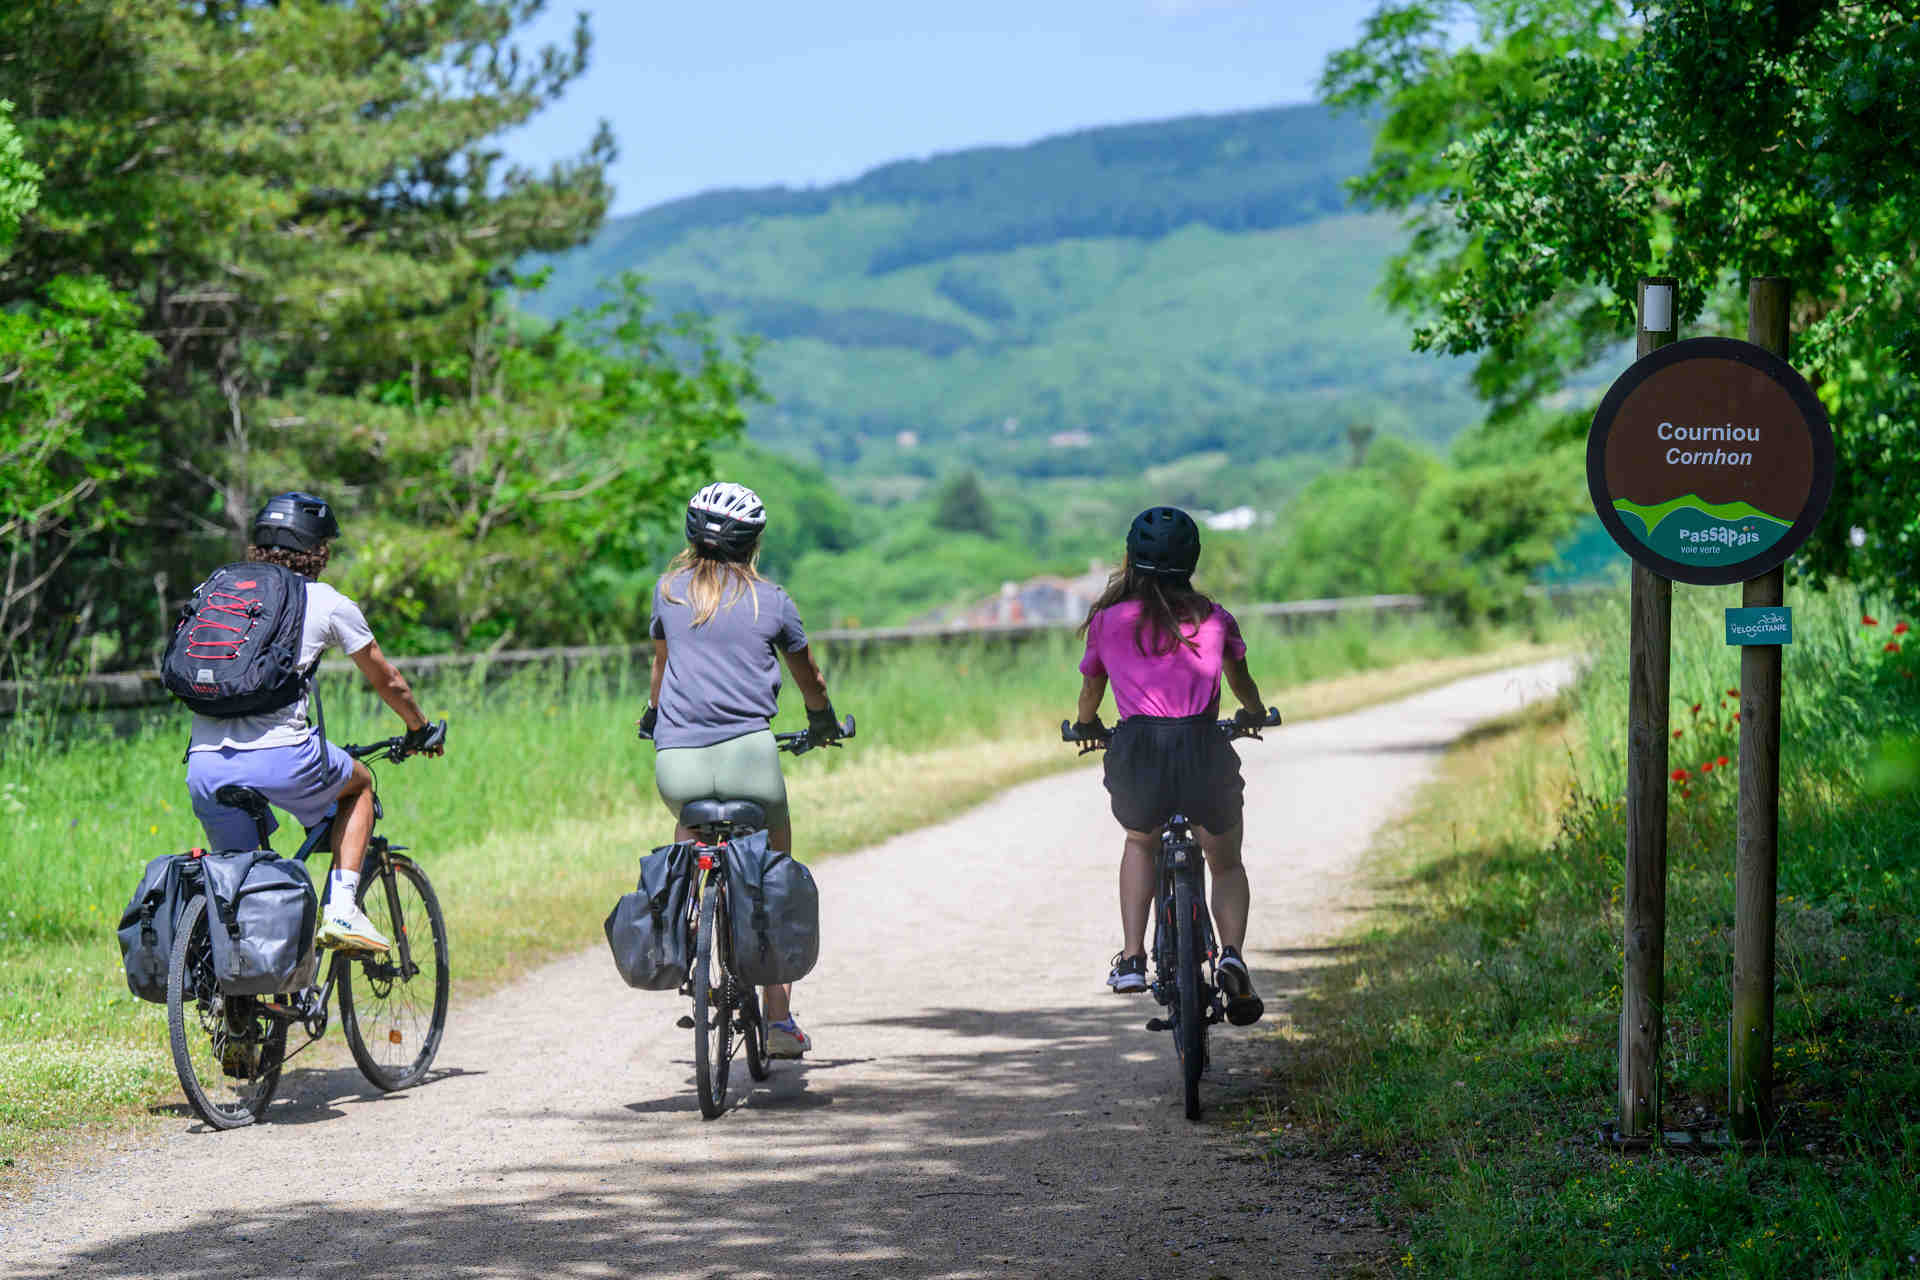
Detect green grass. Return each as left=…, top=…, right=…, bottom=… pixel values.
left=1266, top=590, right=1920, bottom=1277
left=0, top=609, right=1552, bottom=1165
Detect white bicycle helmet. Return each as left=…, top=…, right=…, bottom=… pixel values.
left=685, top=482, right=767, bottom=559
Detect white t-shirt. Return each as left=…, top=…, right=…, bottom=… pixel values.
left=187, top=581, right=375, bottom=752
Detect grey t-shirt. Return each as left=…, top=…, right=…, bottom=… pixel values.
left=649, top=572, right=808, bottom=750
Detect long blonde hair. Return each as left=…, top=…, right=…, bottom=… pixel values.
left=661, top=543, right=765, bottom=626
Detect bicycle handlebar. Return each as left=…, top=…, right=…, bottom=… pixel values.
left=775, top=714, right=857, bottom=756
left=340, top=719, right=447, bottom=763
left=1060, top=706, right=1280, bottom=753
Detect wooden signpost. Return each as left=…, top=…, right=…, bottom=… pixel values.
left=1587, top=277, right=1835, bottom=1144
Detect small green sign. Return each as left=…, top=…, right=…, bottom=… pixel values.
left=1726, top=607, right=1793, bottom=646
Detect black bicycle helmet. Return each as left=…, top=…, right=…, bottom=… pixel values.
left=1126, top=506, right=1201, bottom=578
left=251, top=491, right=339, bottom=551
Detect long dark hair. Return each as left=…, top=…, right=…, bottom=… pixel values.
left=1078, top=555, right=1215, bottom=657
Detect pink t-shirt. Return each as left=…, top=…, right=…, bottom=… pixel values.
left=1079, top=601, right=1247, bottom=719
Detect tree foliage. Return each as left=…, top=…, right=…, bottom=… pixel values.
left=0, top=99, right=158, bottom=661
left=1324, top=0, right=1920, bottom=605
left=0, top=2, right=755, bottom=665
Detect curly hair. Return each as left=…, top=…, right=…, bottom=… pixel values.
left=246, top=542, right=330, bottom=579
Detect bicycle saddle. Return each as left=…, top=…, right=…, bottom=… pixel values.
left=679, top=799, right=766, bottom=834
left=213, top=784, right=271, bottom=818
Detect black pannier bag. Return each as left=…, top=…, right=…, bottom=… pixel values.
left=724, top=830, right=820, bottom=987
left=158, top=561, right=311, bottom=717
left=201, top=850, right=320, bottom=996
left=116, top=852, right=203, bottom=1002
left=604, top=842, right=695, bottom=991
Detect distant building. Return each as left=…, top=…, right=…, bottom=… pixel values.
left=923, top=561, right=1113, bottom=627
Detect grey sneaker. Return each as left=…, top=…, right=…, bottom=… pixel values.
left=767, top=1017, right=811, bottom=1058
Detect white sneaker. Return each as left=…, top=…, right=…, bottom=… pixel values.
left=317, top=904, right=391, bottom=953
left=766, top=1018, right=811, bottom=1059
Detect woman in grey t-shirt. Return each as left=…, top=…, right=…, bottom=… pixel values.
left=640, top=482, right=840, bottom=1058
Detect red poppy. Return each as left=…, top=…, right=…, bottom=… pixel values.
left=1897, top=622, right=1912, bottom=636
left=1681, top=788, right=1693, bottom=799
left=1733, top=712, right=1741, bottom=722
left=1671, top=768, right=1690, bottom=782
left=1700, top=761, right=1715, bottom=773
left=1888, top=642, right=1903, bottom=654
left=1673, top=729, right=1684, bottom=739
left=1863, top=615, right=1880, bottom=626
left=1717, top=755, right=1730, bottom=767
left=1691, top=702, right=1702, bottom=714
left=1727, top=688, right=1740, bottom=698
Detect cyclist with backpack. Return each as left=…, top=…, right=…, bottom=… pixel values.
left=639, top=481, right=840, bottom=1058
left=1072, top=506, right=1268, bottom=1026
left=173, top=492, right=443, bottom=954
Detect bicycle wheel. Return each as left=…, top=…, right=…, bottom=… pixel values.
left=340, top=853, right=451, bottom=1091
left=741, top=984, right=771, bottom=1082
left=1172, top=872, right=1207, bottom=1121
left=692, top=877, right=734, bottom=1119
left=166, top=894, right=287, bottom=1130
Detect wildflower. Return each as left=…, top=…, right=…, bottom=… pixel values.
left=1727, top=688, right=1739, bottom=697
left=1700, top=762, right=1714, bottom=773
left=1690, top=702, right=1702, bottom=715
left=1717, top=755, right=1730, bottom=767
left=1864, top=614, right=1879, bottom=626
left=1673, top=729, right=1684, bottom=739
left=1672, top=768, right=1690, bottom=782
left=1733, top=712, right=1741, bottom=723
left=1888, top=642, right=1903, bottom=654
left=1681, top=787, right=1692, bottom=799
left=1898, top=622, right=1912, bottom=636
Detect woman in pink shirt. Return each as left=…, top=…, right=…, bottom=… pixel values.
left=1073, top=507, right=1269, bottom=1025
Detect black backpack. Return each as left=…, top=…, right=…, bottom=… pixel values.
left=159, top=562, right=311, bottom=717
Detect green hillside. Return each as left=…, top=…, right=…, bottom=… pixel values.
left=524, top=104, right=1481, bottom=492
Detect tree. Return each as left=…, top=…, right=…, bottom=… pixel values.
left=0, top=100, right=157, bottom=663
left=931, top=470, right=996, bottom=537
left=1323, top=1, right=1920, bottom=606
left=0, top=3, right=763, bottom=662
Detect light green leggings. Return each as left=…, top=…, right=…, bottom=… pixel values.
left=653, top=729, right=790, bottom=832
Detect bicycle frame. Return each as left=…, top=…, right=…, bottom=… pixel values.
left=1148, top=818, right=1221, bottom=1028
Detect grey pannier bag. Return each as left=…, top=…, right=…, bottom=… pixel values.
left=201, top=850, right=320, bottom=996
left=724, top=830, right=819, bottom=987
left=116, top=852, right=201, bottom=1002
left=604, top=842, right=695, bottom=991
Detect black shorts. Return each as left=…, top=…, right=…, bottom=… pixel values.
left=1102, top=713, right=1245, bottom=835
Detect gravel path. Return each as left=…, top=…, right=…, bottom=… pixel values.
left=1, top=660, right=1572, bottom=1280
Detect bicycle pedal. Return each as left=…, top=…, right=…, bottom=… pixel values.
left=676, top=1015, right=695, bottom=1030
left=1145, top=1017, right=1171, bottom=1032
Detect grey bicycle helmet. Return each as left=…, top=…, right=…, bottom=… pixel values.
left=685, top=481, right=767, bottom=560
left=251, top=491, right=340, bottom=551
left=1126, top=506, right=1201, bottom=578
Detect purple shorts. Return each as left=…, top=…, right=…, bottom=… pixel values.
left=186, top=735, right=355, bottom=851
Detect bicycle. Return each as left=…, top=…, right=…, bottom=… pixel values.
left=1061, top=706, right=1280, bottom=1120
left=164, top=722, right=450, bottom=1130
left=653, top=716, right=855, bottom=1119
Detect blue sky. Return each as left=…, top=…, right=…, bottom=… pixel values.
left=501, top=1, right=1403, bottom=216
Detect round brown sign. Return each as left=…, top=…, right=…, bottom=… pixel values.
left=1586, top=337, right=1834, bottom=586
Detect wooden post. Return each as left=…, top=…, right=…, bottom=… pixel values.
left=1620, top=276, right=1677, bottom=1140
left=1730, top=277, right=1790, bottom=1141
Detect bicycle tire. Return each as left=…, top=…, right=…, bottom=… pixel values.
left=1173, top=872, right=1206, bottom=1121
left=742, top=985, right=771, bottom=1082
left=339, top=854, right=450, bottom=1091
left=166, top=894, right=286, bottom=1130
left=693, top=877, right=732, bottom=1119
